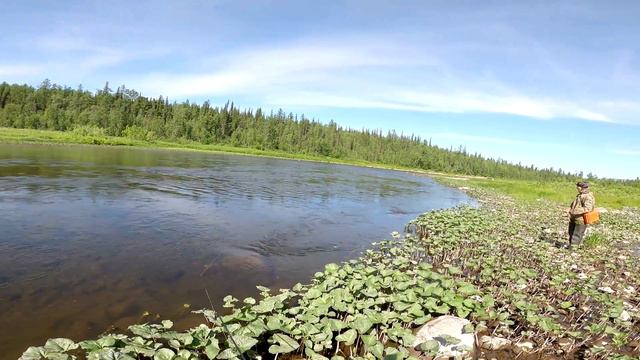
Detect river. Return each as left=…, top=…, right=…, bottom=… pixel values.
left=0, top=143, right=474, bottom=358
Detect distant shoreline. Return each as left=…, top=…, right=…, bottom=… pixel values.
left=0, top=126, right=479, bottom=179
left=2, top=127, right=638, bottom=209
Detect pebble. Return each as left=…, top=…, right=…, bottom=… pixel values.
left=513, top=341, right=535, bottom=353
left=479, top=335, right=511, bottom=350
left=619, top=310, right=631, bottom=322
left=598, top=286, right=615, bottom=294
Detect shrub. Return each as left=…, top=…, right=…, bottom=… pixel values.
left=122, top=125, right=156, bottom=141
left=71, top=125, right=106, bottom=137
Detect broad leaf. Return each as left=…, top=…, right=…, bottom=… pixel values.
left=154, top=348, right=176, bottom=360
left=44, top=338, right=78, bottom=352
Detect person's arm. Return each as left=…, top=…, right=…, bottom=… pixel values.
left=569, top=195, right=589, bottom=216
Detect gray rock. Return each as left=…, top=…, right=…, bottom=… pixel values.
left=479, top=335, right=511, bottom=350
left=513, top=341, right=535, bottom=354
left=412, top=315, right=475, bottom=358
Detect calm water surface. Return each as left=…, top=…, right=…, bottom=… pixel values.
left=0, top=143, right=474, bottom=358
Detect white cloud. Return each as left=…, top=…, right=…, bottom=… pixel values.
left=266, top=90, right=613, bottom=123
left=0, top=64, right=44, bottom=77
left=131, top=35, right=636, bottom=124
left=429, top=132, right=535, bottom=146
left=136, top=37, right=421, bottom=98
left=612, top=149, right=640, bottom=156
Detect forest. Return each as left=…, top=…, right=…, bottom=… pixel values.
left=0, top=80, right=635, bottom=182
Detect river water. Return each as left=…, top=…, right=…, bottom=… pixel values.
left=0, top=143, right=474, bottom=357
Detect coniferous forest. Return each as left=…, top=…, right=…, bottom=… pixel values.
left=0, top=80, right=629, bottom=181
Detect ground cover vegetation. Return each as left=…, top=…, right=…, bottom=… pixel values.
left=432, top=177, right=640, bottom=210
left=20, top=186, right=640, bottom=360
left=4, top=80, right=638, bottom=183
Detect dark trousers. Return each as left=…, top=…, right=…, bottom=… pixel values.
left=568, top=221, right=587, bottom=246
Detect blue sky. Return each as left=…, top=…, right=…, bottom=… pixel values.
left=1, top=1, right=639, bottom=179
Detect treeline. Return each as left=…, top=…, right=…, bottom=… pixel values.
left=0, top=80, right=630, bottom=181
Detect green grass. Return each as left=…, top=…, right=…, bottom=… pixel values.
left=424, top=176, right=640, bottom=210
left=583, top=231, right=610, bottom=248
left=2, top=127, right=639, bottom=209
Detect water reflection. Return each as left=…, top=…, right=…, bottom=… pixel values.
left=0, top=143, right=474, bottom=358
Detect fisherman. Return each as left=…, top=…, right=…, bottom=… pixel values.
left=566, top=181, right=595, bottom=248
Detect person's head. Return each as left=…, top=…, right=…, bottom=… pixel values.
left=576, top=181, right=589, bottom=192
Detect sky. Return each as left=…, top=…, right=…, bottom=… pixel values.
left=1, top=1, right=639, bottom=179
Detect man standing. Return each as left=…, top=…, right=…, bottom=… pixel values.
left=567, top=181, right=595, bottom=248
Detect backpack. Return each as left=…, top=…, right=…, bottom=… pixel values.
left=581, top=193, right=599, bottom=224
left=583, top=210, right=599, bottom=224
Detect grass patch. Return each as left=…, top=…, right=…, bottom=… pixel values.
left=583, top=230, right=610, bottom=248
left=434, top=176, right=640, bottom=209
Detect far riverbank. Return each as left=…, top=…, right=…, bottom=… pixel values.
left=1, top=127, right=639, bottom=209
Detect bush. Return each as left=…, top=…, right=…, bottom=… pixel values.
left=71, top=125, right=106, bottom=137
left=122, top=125, right=156, bottom=141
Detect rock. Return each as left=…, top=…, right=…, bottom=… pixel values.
left=619, top=310, right=631, bottom=322
left=479, top=335, right=511, bottom=350
left=557, top=338, right=573, bottom=349
left=598, top=286, right=615, bottom=294
left=577, top=273, right=588, bottom=280
left=412, top=315, right=475, bottom=358
left=221, top=254, right=267, bottom=271
left=513, top=341, right=535, bottom=354
left=623, top=286, right=635, bottom=294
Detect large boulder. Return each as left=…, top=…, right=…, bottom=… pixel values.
left=412, top=315, right=475, bottom=358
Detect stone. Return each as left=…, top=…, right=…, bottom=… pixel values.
left=412, top=315, right=475, bottom=358
left=619, top=310, right=631, bottom=322
left=577, top=273, right=588, bottom=280
left=598, top=286, right=615, bottom=294
left=479, top=335, right=511, bottom=350
left=221, top=254, right=267, bottom=271
left=513, top=341, right=535, bottom=354
left=557, top=338, right=573, bottom=349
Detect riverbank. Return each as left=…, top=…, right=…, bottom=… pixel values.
left=19, top=185, right=640, bottom=359
left=2, top=127, right=639, bottom=209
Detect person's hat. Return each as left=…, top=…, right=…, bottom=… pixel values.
left=576, top=181, right=589, bottom=188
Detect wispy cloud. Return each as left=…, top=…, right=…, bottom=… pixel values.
left=429, top=132, right=536, bottom=146
left=0, top=64, right=44, bottom=77
left=612, top=149, right=640, bottom=156
left=266, top=89, right=613, bottom=123
left=133, top=35, right=636, bottom=125
left=136, top=36, right=425, bottom=97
